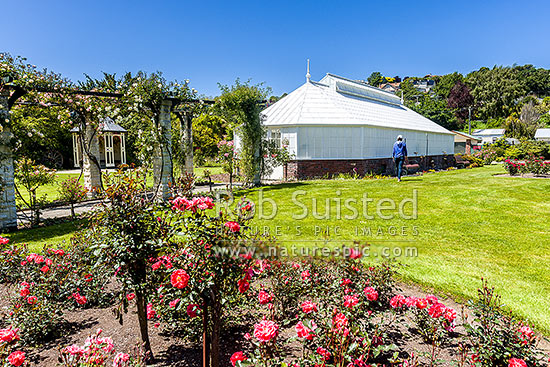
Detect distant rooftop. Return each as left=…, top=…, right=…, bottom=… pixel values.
left=472, top=129, right=505, bottom=136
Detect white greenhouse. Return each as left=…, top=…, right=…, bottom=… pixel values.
left=255, top=73, right=455, bottom=180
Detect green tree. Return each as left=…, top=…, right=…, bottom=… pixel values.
left=367, top=71, right=384, bottom=87
left=433, top=72, right=464, bottom=99
left=216, top=79, right=271, bottom=186
left=192, top=113, right=228, bottom=165
left=466, top=66, right=527, bottom=120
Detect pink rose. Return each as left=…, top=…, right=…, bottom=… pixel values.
left=253, top=319, right=279, bottom=342
left=301, top=300, right=318, bottom=314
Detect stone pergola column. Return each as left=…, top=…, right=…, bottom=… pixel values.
left=182, top=112, right=193, bottom=174
left=0, top=90, right=17, bottom=231
left=153, top=99, right=173, bottom=200
left=82, top=123, right=101, bottom=198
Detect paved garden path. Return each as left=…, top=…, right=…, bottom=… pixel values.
left=16, top=183, right=233, bottom=225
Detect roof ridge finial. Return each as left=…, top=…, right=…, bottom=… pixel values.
left=306, top=59, right=311, bottom=83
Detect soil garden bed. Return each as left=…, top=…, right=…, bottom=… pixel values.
left=1, top=281, right=548, bottom=367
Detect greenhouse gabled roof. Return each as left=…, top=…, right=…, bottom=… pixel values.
left=260, top=73, right=453, bottom=135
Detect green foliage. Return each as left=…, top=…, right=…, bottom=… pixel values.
left=466, top=66, right=528, bottom=120
left=217, top=79, right=271, bottom=185
left=14, top=157, right=56, bottom=226
left=192, top=113, right=228, bottom=165
left=401, top=80, right=458, bottom=130
left=464, top=280, right=547, bottom=367
left=58, top=177, right=88, bottom=218
left=433, top=72, right=464, bottom=99
left=367, top=71, right=384, bottom=87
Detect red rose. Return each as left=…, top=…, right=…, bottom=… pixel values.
left=363, top=287, right=378, bottom=301
left=72, top=292, right=87, bottom=305
left=426, top=294, right=438, bottom=305
left=19, top=288, right=29, bottom=298
left=0, top=328, right=19, bottom=343
left=230, top=351, right=247, bottom=367
left=0, top=236, right=9, bottom=245
left=187, top=304, right=199, bottom=318
left=40, top=265, right=49, bottom=273
left=343, top=294, right=359, bottom=309
left=301, top=300, right=318, bottom=314
left=428, top=303, right=446, bottom=318
left=171, top=269, right=190, bottom=289
left=295, top=321, right=316, bottom=340
left=390, top=295, right=406, bottom=309
left=126, top=293, right=136, bottom=301
left=349, top=248, right=362, bottom=259
left=224, top=221, right=241, bottom=233
left=7, top=351, right=25, bottom=366
left=509, top=358, right=527, bottom=367
left=332, top=312, right=348, bottom=332
left=27, top=296, right=37, bottom=305
left=258, top=290, right=272, bottom=305
left=340, top=278, right=352, bottom=286
left=444, top=307, right=457, bottom=322
left=253, top=319, right=279, bottom=342
left=416, top=298, right=428, bottom=309
left=146, top=303, right=155, bottom=319
left=317, top=347, right=331, bottom=360
left=238, top=279, right=250, bottom=293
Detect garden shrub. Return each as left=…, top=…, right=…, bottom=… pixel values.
left=83, top=167, right=172, bottom=360
left=59, top=329, right=146, bottom=367
left=460, top=154, right=484, bottom=168
left=503, top=155, right=550, bottom=176
left=0, top=237, right=112, bottom=346
left=14, top=157, right=56, bottom=226
left=57, top=177, right=87, bottom=219
left=464, top=280, right=547, bottom=367
left=0, top=325, right=26, bottom=367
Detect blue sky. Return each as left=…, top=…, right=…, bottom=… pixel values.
left=2, top=0, right=549, bottom=97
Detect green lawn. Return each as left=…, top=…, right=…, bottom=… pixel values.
left=2, top=220, right=84, bottom=252
left=235, top=165, right=550, bottom=333
left=15, top=166, right=224, bottom=207
left=4, top=165, right=550, bottom=333
left=15, top=172, right=83, bottom=207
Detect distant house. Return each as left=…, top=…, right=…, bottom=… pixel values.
left=379, top=82, right=400, bottom=93
left=412, top=79, right=436, bottom=93
left=535, top=128, right=550, bottom=142
left=472, top=129, right=505, bottom=144
left=452, top=131, right=482, bottom=154
left=245, top=72, right=454, bottom=180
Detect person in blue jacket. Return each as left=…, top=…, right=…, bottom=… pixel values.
left=392, top=135, right=408, bottom=182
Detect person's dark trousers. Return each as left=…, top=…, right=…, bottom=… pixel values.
left=395, top=156, right=404, bottom=180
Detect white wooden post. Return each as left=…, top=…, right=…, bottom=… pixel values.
left=0, top=91, right=17, bottom=231
left=153, top=99, right=173, bottom=200
left=72, top=133, right=81, bottom=168
left=120, top=133, right=126, bottom=165
left=104, top=132, right=114, bottom=168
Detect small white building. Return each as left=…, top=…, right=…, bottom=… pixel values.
left=453, top=131, right=482, bottom=154
left=71, top=117, right=127, bottom=168
left=255, top=72, right=455, bottom=180
left=472, top=129, right=505, bottom=144
left=535, top=128, right=550, bottom=142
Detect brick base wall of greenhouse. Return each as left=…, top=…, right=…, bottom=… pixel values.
left=284, top=154, right=456, bottom=180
